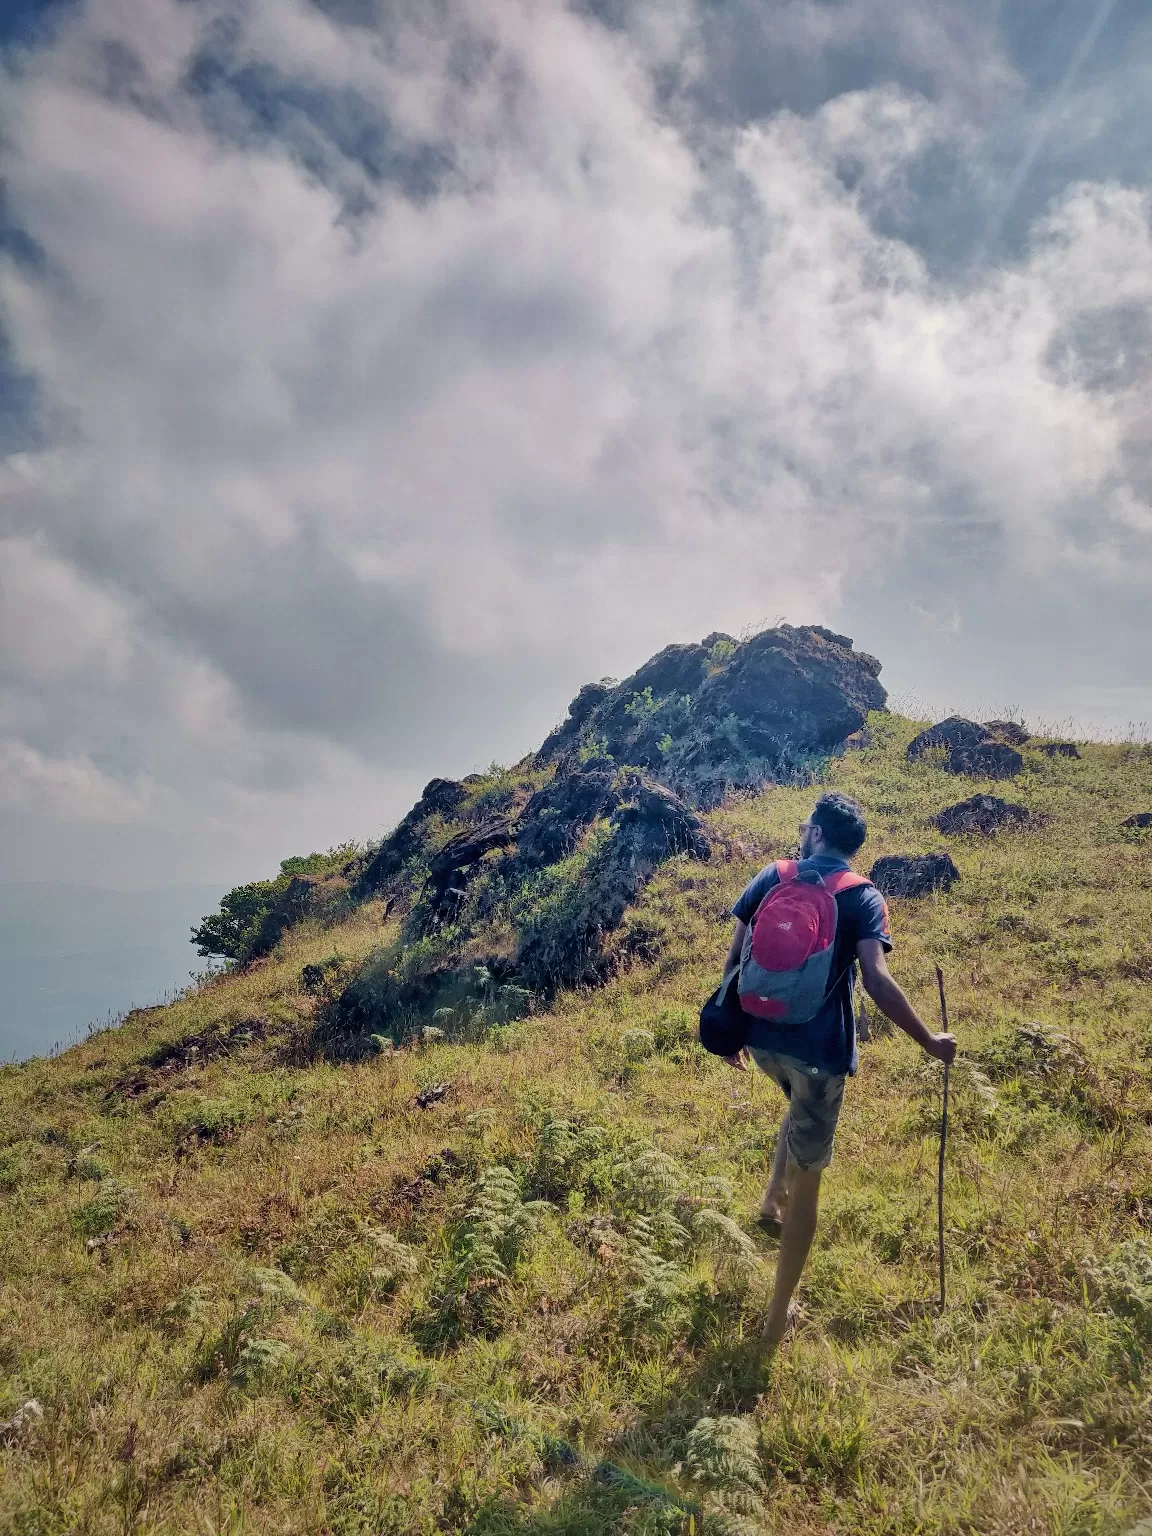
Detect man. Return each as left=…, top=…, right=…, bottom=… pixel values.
left=723, top=791, right=956, bottom=1348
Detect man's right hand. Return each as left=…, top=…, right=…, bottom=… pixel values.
left=924, top=1032, right=957, bottom=1065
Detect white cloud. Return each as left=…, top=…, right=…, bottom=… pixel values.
left=0, top=738, right=157, bottom=822
left=0, top=0, right=1150, bottom=881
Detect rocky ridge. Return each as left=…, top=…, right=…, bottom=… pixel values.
left=326, top=624, right=887, bottom=1055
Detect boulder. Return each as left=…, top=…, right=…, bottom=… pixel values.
left=538, top=624, right=887, bottom=806
left=1039, top=741, right=1081, bottom=759
left=935, top=795, right=1032, bottom=836
left=425, top=820, right=517, bottom=921
left=947, top=741, right=1024, bottom=779
left=983, top=720, right=1031, bottom=746
left=869, top=853, right=960, bottom=898
left=906, top=717, right=989, bottom=760
left=612, top=773, right=712, bottom=863
left=1122, top=812, right=1152, bottom=829
left=514, top=773, right=709, bottom=992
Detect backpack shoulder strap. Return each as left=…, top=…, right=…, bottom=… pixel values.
left=823, top=870, right=872, bottom=896
left=775, top=858, right=799, bottom=884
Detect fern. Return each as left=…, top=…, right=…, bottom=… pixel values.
left=230, top=1337, right=293, bottom=1391
left=618, top=1148, right=685, bottom=1212
left=621, top=1242, right=686, bottom=1330
left=1091, top=1238, right=1152, bottom=1339
left=415, top=1165, right=552, bottom=1345
left=684, top=1416, right=770, bottom=1535
left=246, top=1267, right=306, bottom=1309
left=692, top=1209, right=760, bottom=1287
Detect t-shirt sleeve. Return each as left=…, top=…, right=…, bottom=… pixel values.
left=855, top=886, right=893, bottom=950
left=731, top=863, right=780, bottom=925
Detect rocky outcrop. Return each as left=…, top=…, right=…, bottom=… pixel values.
left=424, top=821, right=518, bottom=924
left=947, top=741, right=1024, bottom=779
left=907, top=717, right=990, bottom=760
left=214, top=623, right=892, bottom=1055
left=539, top=624, right=887, bottom=807
left=516, top=761, right=620, bottom=867
left=359, top=778, right=468, bottom=892
left=869, top=853, right=960, bottom=898
left=1122, top=812, right=1152, bottom=829
left=1039, top=741, right=1081, bottom=759
left=935, top=795, right=1033, bottom=836
left=330, top=764, right=710, bottom=1051
left=907, top=718, right=1023, bottom=779
left=983, top=720, right=1031, bottom=746
left=513, top=771, right=710, bottom=992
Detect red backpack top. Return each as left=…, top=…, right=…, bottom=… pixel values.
left=736, top=859, right=872, bottom=1024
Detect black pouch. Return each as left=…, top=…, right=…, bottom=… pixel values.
left=699, top=969, right=749, bottom=1057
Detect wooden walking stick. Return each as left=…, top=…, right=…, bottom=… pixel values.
left=935, top=964, right=951, bottom=1313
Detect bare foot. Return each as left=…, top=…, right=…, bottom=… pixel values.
left=760, top=1299, right=803, bottom=1351
left=759, top=1188, right=787, bottom=1223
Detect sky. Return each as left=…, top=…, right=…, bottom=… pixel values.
left=2, top=0, right=1152, bottom=897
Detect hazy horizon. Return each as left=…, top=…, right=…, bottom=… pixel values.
left=0, top=880, right=223, bottom=1061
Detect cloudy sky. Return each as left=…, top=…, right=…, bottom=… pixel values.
left=2, top=0, right=1151, bottom=892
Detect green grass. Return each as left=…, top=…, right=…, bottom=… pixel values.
left=4, top=715, right=1152, bottom=1534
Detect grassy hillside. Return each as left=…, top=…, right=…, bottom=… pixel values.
left=4, top=713, right=1152, bottom=1535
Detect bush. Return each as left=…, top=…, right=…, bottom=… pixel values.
left=72, top=1178, right=136, bottom=1238
left=192, top=845, right=360, bottom=961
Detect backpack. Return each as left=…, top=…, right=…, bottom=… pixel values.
left=736, top=859, right=872, bottom=1025
left=698, top=968, right=748, bottom=1057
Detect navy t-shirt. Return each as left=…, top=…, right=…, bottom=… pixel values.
left=731, top=854, right=892, bottom=1075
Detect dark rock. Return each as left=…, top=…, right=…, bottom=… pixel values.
left=514, top=773, right=709, bottom=992
left=983, top=720, right=1031, bottom=746
left=359, top=778, right=468, bottom=892
left=947, top=741, right=1024, bottom=779
left=301, top=963, right=326, bottom=992
left=869, top=853, right=961, bottom=898
left=906, top=717, right=989, bottom=760
left=935, top=795, right=1032, bottom=835
left=425, top=820, right=517, bottom=923
left=807, top=625, right=856, bottom=649
left=612, top=773, right=712, bottom=863
left=692, top=626, right=884, bottom=759
left=537, top=681, right=616, bottom=762
left=414, top=1082, right=451, bottom=1108
left=1039, top=741, right=1081, bottom=759
left=539, top=624, right=887, bottom=805
left=620, top=641, right=716, bottom=704
left=845, top=728, right=872, bottom=751
left=516, top=766, right=619, bottom=867
left=1122, top=812, right=1152, bottom=829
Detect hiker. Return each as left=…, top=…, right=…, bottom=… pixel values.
left=721, top=792, right=956, bottom=1347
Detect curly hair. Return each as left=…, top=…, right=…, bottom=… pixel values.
left=810, top=792, right=867, bottom=855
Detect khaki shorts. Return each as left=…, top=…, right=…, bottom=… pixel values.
left=747, top=1049, right=846, bottom=1171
